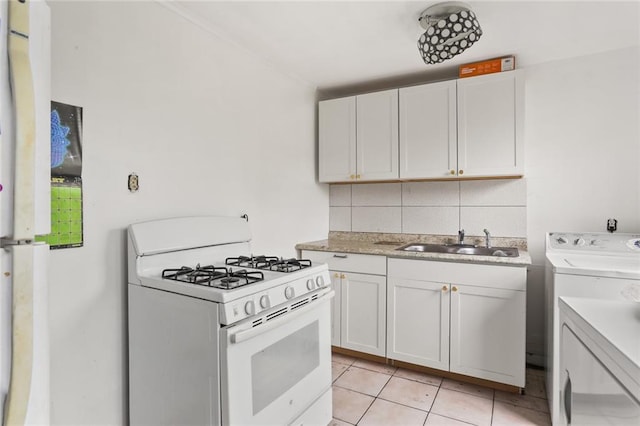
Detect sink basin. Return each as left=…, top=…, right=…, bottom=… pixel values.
left=396, top=243, right=519, bottom=258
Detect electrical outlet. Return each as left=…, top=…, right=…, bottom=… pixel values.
left=128, top=173, right=139, bottom=192
left=607, top=218, right=617, bottom=233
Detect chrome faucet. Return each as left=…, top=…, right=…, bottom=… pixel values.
left=483, top=229, right=491, bottom=248
left=458, top=229, right=465, bottom=245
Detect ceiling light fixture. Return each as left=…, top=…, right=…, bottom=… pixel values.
left=417, top=1, right=482, bottom=65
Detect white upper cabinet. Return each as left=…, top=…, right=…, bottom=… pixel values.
left=319, top=70, right=523, bottom=182
left=399, top=81, right=457, bottom=179
left=356, top=89, right=399, bottom=181
left=457, top=70, right=524, bottom=177
left=318, top=90, right=398, bottom=183
left=319, top=97, right=356, bottom=182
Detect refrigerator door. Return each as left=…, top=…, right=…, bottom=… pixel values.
left=0, top=0, right=51, bottom=240
left=1, top=243, right=50, bottom=425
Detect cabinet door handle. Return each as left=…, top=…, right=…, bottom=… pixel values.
left=458, top=170, right=464, bottom=175
left=442, top=285, right=448, bottom=292
left=452, top=286, right=458, bottom=292
left=333, top=254, right=348, bottom=259
left=450, top=170, right=455, bottom=175
left=356, top=174, right=361, bottom=179
left=340, top=274, right=346, bottom=279
left=334, top=273, right=340, bottom=278
left=349, top=174, right=355, bottom=180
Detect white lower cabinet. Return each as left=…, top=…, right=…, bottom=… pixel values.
left=450, top=284, right=526, bottom=386
left=387, top=278, right=449, bottom=370
left=302, top=251, right=386, bottom=357
left=388, top=258, right=526, bottom=387
left=340, top=272, right=386, bottom=356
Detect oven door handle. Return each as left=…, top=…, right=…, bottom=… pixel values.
left=229, top=289, right=334, bottom=344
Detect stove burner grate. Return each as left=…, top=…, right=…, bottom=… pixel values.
left=161, top=264, right=264, bottom=289
left=266, top=258, right=312, bottom=273
left=215, top=269, right=264, bottom=289
left=162, top=264, right=228, bottom=285
left=225, top=255, right=312, bottom=273
left=225, top=255, right=279, bottom=269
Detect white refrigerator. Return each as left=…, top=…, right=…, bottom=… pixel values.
left=0, top=0, right=51, bottom=424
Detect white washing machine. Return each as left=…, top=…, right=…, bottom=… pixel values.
left=545, top=232, right=640, bottom=424
left=558, top=297, right=639, bottom=425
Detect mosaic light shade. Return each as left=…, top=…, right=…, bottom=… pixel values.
left=417, top=3, right=482, bottom=65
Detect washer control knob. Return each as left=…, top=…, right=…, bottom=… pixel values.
left=316, top=275, right=325, bottom=287
left=574, top=238, right=586, bottom=246
left=259, top=295, right=271, bottom=309
left=556, top=237, right=568, bottom=244
left=285, top=286, right=295, bottom=300
left=306, top=279, right=315, bottom=290
left=244, top=300, right=256, bottom=316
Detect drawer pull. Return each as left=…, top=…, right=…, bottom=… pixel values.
left=333, top=254, right=348, bottom=259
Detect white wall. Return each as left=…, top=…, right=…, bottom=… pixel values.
left=524, top=46, right=640, bottom=364
left=48, top=2, right=328, bottom=424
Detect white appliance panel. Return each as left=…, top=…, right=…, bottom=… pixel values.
left=1, top=1, right=51, bottom=424
left=221, top=291, right=332, bottom=426
left=559, top=298, right=640, bottom=425
left=128, top=284, right=220, bottom=426
left=1, top=243, right=49, bottom=425
left=1, top=0, right=50, bottom=239
left=129, top=216, right=252, bottom=257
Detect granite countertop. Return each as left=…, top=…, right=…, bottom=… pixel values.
left=296, top=232, right=532, bottom=266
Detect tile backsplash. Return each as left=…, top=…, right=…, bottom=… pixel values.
left=329, top=179, right=527, bottom=238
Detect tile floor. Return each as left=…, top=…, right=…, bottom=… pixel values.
left=330, top=353, right=551, bottom=426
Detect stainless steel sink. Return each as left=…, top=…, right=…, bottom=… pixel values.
left=396, top=243, right=519, bottom=257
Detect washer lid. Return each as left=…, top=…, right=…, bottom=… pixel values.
left=547, top=253, right=640, bottom=279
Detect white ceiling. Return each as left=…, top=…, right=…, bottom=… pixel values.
left=167, top=1, right=640, bottom=92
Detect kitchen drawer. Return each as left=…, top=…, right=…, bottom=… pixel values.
left=388, top=257, right=525, bottom=291
left=302, top=250, right=386, bottom=276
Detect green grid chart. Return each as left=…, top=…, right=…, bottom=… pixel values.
left=36, top=176, right=84, bottom=249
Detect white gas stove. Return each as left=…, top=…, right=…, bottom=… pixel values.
left=127, top=216, right=333, bottom=426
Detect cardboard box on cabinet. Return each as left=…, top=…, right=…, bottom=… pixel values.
left=459, top=56, right=515, bottom=78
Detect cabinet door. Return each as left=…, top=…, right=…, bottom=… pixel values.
left=329, top=271, right=342, bottom=347
left=319, top=97, right=356, bottom=182
left=399, top=81, right=457, bottom=179
left=457, top=71, right=524, bottom=177
left=450, top=285, right=525, bottom=387
left=387, top=278, right=449, bottom=370
left=356, top=90, right=399, bottom=181
left=341, top=272, right=386, bottom=356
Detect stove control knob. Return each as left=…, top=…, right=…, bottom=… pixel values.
left=316, top=276, right=325, bottom=288
left=574, top=238, right=586, bottom=246
left=244, top=300, right=256, bottom=316
left=556, top=237, right=568, bottom=244
left=259, top=295, right=271, bottom=309
left=285, top=286, right=295, bottom=300
left=306, top=279, right=315, bottom=291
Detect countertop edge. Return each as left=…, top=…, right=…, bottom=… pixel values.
left=296, top=239, right=532, bottom=266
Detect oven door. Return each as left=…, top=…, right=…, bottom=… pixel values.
left=220, top=287, right=333, bottom=426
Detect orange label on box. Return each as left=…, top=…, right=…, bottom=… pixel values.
left=459, top=56, right=515, bottom=78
